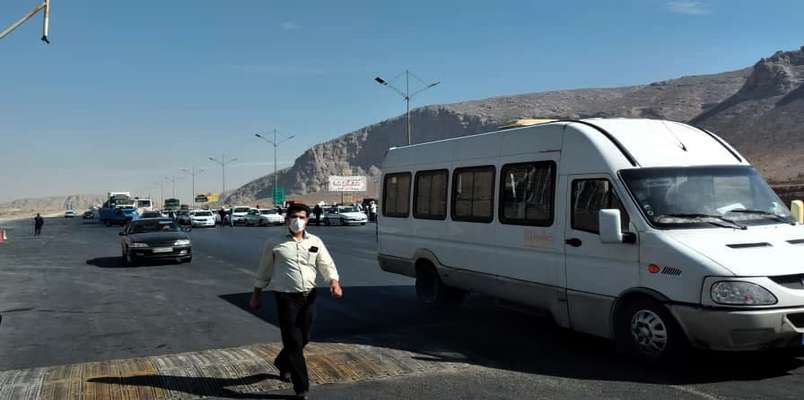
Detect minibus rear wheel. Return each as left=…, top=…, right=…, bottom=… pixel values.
left=615, top=297, right=688, bottom=363
left=415, top=263, right=465, bottom=307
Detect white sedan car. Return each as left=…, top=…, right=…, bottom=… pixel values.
left=226, top=206, right=252, bottom=225
left=323, top=206, right=368, bottom=226
left=190, top=210, right=216, bottom=227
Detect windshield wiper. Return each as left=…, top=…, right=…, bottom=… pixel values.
left=655, top=213, right=747, bottom=230
left=727, top=209, right=796, bottom=225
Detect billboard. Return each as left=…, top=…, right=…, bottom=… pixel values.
left=328, top=176, right=367, bottom=192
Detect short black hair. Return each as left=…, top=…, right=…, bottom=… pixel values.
left=286, top=203, right=310, bottom=217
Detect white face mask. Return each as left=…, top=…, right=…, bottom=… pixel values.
left=289, top=217, right=306, bottom=233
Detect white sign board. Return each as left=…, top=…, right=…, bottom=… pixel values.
left=329, top=176, right=367, bottom=192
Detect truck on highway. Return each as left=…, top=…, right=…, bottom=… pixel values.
left=135, top=198, right=154, bottom=213
left=163, top=198, right=181, bottom=212
left=377, top=118, right=804, bottom=361
left=98, top=192, right=139, bottom=226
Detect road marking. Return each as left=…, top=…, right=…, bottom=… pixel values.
left=670, top=384, right=721, bottom=400
left=0, top=342, right=470, bottom=400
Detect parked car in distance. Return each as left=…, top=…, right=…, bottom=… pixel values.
left=226, top=206, right=251, bottom=225
left=323, top=205, right=368, bottom=226
left=64, top=209, right=76, bottom=218
left=259, top=209, right=285, bottom=225
left=82, top=210, right=95, bottom=219
left=140, top=211, right=164, bottom=219
left=119, top=218, right=192, bottom=266
left=190, top=210, right=216, bottom=227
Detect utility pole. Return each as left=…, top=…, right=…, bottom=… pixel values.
left=255, top=130, right=295, bottom=205
left=181, top=167, right=204, bottom=208
left=209, top=154, right=237, bottom=205
left=0, top=0, right=51, bottom=43
left=375, top=70, right=440, bottom=145
left=165, top=176, right=178, bottom=199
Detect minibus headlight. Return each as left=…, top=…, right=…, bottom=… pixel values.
left=711, top=281, right=777, bottom=305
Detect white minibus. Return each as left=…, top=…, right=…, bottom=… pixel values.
left=377, top=118, right=804, bottom=360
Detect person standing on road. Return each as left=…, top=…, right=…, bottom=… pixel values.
left=370, top=201, right=377, bottom=222
left=313, top=204, right=322, bottom=226
left=34, top=213, right=44, bottom=236
left=218, top=207, right=227, bottom=228
left=249, top=203, right=343, bottom=399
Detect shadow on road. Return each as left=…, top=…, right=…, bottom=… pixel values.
left=88, top=373, right=297, bottom=399
left=218, top=286, right=804, bottom=387
left=85, top=257, right=179, bottom=268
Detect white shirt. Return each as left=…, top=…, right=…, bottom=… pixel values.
left=254, top=231, right=339, bottom=293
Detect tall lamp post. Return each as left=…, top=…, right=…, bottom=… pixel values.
left=255, top=129, right=295, bottom=205
left=181, top=167, right=204, bottom=207
left=374, top=70, right=439, bottom=145
left=165, top=176, right=179, bottom=199
left=209, top=154, right=237, bottom=205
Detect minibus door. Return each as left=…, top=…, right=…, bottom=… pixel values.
left=563, top=175, right=639, bottom=338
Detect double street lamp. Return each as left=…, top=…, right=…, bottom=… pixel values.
left=375, top=70, right=440, bottom=145
left=208, top=154, right=238, bottom=205
left=255, top=129, right=295, bottom=205
left=181, top=167, right=204, bottom=207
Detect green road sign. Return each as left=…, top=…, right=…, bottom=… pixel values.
left=272, top=187, right=285, bottom=205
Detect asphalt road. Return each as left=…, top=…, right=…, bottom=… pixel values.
left=1, top=216, right=803, bottom=399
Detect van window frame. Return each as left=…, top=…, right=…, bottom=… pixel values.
left=498, top=161, right=557, bottom=227
left=413, top=169, right=449, bottom=220
left=451, top=165, right=496, bottom=223
left=570, top=177, right=630, bottom=234
left=382, top=172, right=412, bottom=218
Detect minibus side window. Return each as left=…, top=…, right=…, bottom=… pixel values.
left=414, top=169, right=448, bottom=220
left=452, top=166, right=495, bottom=223
left=383, top=172, right=412, bottom=218
left=571, top=179, right=629, bottom=234
left=499, top=161, right=556, bottom=226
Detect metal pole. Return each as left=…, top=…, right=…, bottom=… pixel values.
left=41, top=0, right=50, bottom=43
left=221, top=154, right=226, bottom=204
left=191, top=168, right=196, bottom=208
left=274, top=129, right=278, bottom=205
left=406, top=70, right=411, bottom=145
left=0, top=2, right=45, bottom=41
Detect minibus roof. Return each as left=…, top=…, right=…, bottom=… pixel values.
left=383, top=118, right=747, bottom=171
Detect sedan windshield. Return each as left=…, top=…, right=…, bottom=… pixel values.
left=339, top=206, right=358, bottom=213
left=130, top=220, right=181, bottom=234
left=192, top=211, right=212, bottom=216
left=621, top=165, right=792, bottom=229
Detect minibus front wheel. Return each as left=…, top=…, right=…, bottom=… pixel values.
left=415, top=262, right=465, bottom=307
left=615, top=297, right=689, bottom=362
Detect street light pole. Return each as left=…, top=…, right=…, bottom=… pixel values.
left=255, top=130, right=296, bottom=205
left=181, top=167, right=204, bottom=208
left=209, top=154, right=237, bottom=205
left=374, top=70, right=440, bottom=145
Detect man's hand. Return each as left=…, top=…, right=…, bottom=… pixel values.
left=249, top=289, right=262, bottom=310
left=330, top=280, right=343, bottom=299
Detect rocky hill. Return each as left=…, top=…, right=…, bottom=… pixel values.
left=693, top=47, right=804, bottom=182
left=0, top=194, right=105, bottom=215
left=225, top=46, right=804, bottom=204
left=226, top=64, right=752, bottom=204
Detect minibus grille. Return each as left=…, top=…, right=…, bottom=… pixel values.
left=787, top=313, right=804, bottom=328
left=769, top=274, right=804, bottom=290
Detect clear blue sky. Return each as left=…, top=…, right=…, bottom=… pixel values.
left=1, top=0, right=802, bottom=203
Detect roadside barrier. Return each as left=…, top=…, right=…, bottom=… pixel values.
left=0, top=229, right=6, bottom=244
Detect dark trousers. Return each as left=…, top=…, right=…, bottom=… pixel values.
left=273, top=289, right=317, bottom=393
left=34, top=225, right=42, bottom=235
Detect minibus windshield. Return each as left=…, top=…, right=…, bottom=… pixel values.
left=620, top=166, right=793, bottom=229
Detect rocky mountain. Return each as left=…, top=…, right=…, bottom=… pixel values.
left=693, top=47, right=804, bottom=182
left=0, top=194, right=105, bottom=214
left=224, top=47, right=803, bottom=203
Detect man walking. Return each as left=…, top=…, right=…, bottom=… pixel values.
left=218, top=207, right=227, bottom=228
left=34, top=213, right=44, bottom=236
left=313, top=204, right=322, bottom=226
left=249, top=203, right=342, bottom=398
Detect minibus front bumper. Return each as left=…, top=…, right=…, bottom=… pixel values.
left=669, top=304, right=804, bottom=351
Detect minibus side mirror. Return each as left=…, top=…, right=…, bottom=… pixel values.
left=599, top=209, right=625, bottom=244
left=791, top=200, right=804, bottom=224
